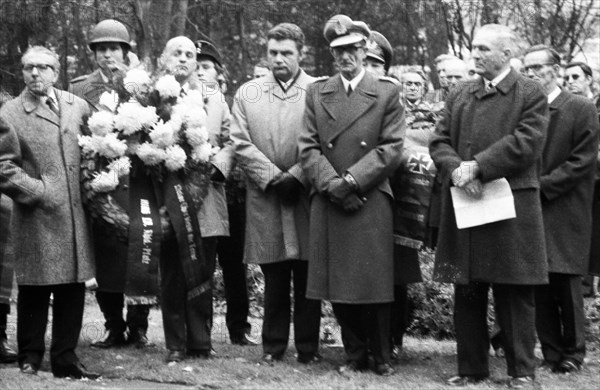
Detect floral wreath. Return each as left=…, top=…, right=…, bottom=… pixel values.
left=79, top=68, right=217, bottom=239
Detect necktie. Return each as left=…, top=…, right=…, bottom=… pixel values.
left=347, top=85, right=353, bottom=97
left=46, top=97, right=59, bottom=116
left=486, top=82, right=494, bottom=92
left=180, top=87, right=187, bottom=98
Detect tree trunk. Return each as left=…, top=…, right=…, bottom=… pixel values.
left=171, top=0, right=188, bottom=37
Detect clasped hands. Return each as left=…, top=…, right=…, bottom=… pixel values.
left=269, top=171, right=302, bottom=205
left=451, top=160, right=483, bottom=198
left=328, top=177, right=364, bottom=213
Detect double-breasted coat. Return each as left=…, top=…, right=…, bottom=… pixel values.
left=299, top=71, right=405, bottom=304
left=429, top=69, right=549, bottom=285
left=541, top=90, right=599, bottom=275
left=230, top=70, right=314, bottom=264
left=0, top=89, right=94, bottom=285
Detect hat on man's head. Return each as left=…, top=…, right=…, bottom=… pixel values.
left=366, top=31, right=393, bottom=70
left=324, top=15, right=370, bottom=48
left=195, top=40, right=222, bottom=67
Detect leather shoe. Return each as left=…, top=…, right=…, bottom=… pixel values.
left=446, top=375, right=488, bottom=386
left=187, top=349, right=216, bottom=359
left=20, top=362, right=38, bottom=375
left=90, top=330, right=127, bottom=349
left=53, top=362, right=100, bottom=379
left=127, top=328, right=154, bottom=349
left=166, top=350, right=185, bottom=363
left=0, top=337, right=17, bottom=363
left=557, top=358, right=581, bottom=373
left=297, top=352, right=322, bottom=364
left=508, top=376, right=535, bottom=389
left=337, top=360, right=368, bottom=374
left=374, top=363, right=395, bottom=376
left=260, top=353, right=282, bottom=366
left=230, top=334, right=257, bottom=346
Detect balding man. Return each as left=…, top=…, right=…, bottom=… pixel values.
left=430, top=25, right=549, bottom=388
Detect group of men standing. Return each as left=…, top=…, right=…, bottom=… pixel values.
left=0, top=12, right=599, bottom=389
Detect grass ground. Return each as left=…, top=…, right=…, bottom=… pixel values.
left=0, top=293, right=599, bottom=389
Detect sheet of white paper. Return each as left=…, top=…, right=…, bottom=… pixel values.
left=450, top=178, right=516, bottom=229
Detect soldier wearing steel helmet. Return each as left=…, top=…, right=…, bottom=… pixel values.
left=70, top=19, right=132, bottom=110
left=70, top=19, right=155, bottom=351
left=299, top=15, right=405, bottom=376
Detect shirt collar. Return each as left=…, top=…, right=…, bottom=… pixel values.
left=548, top=86, right=561, bottom=104
left=45, top=88, right=57, bottom=103
left=484, top=66, right=511, bottom=87
left=276, top=69, right=301, bottom=92
left=341, top=68, right=366, bottom=93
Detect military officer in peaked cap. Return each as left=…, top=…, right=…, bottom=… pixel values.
left=364, top=31, right=393, bottom=76
left=299, top=15, right=405, bottom=376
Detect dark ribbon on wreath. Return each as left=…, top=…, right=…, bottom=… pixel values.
left=162, top=170, right=211, bottom=302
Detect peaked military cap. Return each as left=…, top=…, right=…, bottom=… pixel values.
left=366, top=31, right=393, bottom=71
left=323, top=15, right=370, bottom=48
left=195, top=40, right=222, bottom=67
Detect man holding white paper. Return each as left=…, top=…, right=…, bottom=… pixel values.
left=523, top=45, right=599, bottom=374
left=429, top=24, right=549, bottom=388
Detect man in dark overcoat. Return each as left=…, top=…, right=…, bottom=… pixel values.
left=70, top=19, right=155, bottom=349
left=0, top=46, right=98, bottom=379
left=299, top=15, right=405, bottom=376
left=523, top=45, right=600, bottom=373
left=429, top=24, right=549, bottom=388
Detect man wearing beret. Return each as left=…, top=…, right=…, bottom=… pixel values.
left=299, top=15, right=405, bottom=376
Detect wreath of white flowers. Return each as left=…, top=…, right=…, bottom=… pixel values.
left=78, top=69, right=219, bottom=194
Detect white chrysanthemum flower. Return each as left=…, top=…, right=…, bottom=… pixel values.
left=97, top=133, right=128, bottom=159
left=123, top=69, right=152, bottom=95
left=185, top=126, right=209, bottom=147
left=90, top=170, right=120, bottom=193
left=114, top=102, right=159, bottom=135
left=149, top=120, right=177, bottom=148
left=107, top=156, right=131, bottom=177
left=176, top=108, right=207, bottom=128
left=78, top=135, right=97, bottom=155
left=164, top=145, right=187, bottom=171
left=88, top=111, right=115, bottom=137
left=99, top=91, right=119, bottom=112
left=155, top=75, right=181, bottom=99
left=168, top=114, right=183, bottom=133
left=136, top=142, right=166, bottom=165
left=191, top=142, right=213, bottom=162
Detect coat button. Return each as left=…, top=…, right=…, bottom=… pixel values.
left=360, top=141, right=367, bottom=148
left=327, top=142, right=333, bottom=149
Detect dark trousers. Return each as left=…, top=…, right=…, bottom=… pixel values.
left=332, top=302, right=391, bottom=365
left=390, top=284, right=408, bottom=348
left=216, top=202, right=250, bottom=339
left=17, top=283, right=84, bottom=372
left=259, top=260, right=321, bottom=357
left=160, top=237, right=217, bottom=352
left=0, top=302, right=10, bottom=339
left=535, top=273, right=586, bottom=364
left=95, top=291, right=150, bottom=334
left=454, top=283, right=536, bottom=378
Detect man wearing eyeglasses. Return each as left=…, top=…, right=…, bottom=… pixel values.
left=299, top=14, right=405, bottom=376
left=0, top=46, right=98, bottom=379
left=523, top=44, right=599, bottom=375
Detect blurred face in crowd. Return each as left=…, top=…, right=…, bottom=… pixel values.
left=197, top=58, right=219, bottom=84
left=253, top=65, right=270, bottom=79
left=467, top=58, right=479, bottom=80
left=94, top=42, right=125, bottom=74
left=267, top=39, right=303, bottom=83
left=400, top=72, right=426, bottom=103
left=523, top=50, right=558, bottom=92
left=436, top=60, right=449, bottom=89
left=364, top=57, right=386, bottom=77
left=163, top=37, right=197, bottom=83
left=471, top=29, right=510, bottom=80
left=331, top=43, right=366, bottom=80
left=22, top=52, right=59, bottom=96
left=564, top=65, right=593, bottom=96
left=444, top=59, right=468, bottom=88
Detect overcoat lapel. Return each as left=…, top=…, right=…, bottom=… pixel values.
left=549, top=89, right=568, bottom=111
left=55, top=87, right=76, bottom=132
left=21, top=89, right=59, bottom=127
left=267, top=71, right=309, bottom=101
left=320, top=73, right=377, bottom=143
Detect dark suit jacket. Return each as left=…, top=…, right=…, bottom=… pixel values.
left=541, top=90, right=599, bottom=275
left=429, top=69, right=550, bottom=285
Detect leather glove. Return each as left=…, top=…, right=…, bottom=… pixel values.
left=328, top=177, right=354, bottom=204
left=342, top=193, right=365, bottom=213
left=271, top=172, right=302, bottom=205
